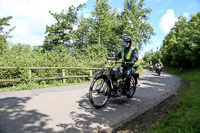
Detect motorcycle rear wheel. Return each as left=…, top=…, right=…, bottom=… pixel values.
left=126, top=77, right=136, bottom=98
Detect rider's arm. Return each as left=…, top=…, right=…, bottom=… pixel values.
left=160, top=62, right=163, bottom=67
left=130, top=49, right=138, bottom=64
left=115, top=51, right=121, bottom=61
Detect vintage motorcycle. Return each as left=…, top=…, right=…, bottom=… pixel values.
left=149, top=65, right=153, bottom=71
left=89, top=57, right=139, bottom=108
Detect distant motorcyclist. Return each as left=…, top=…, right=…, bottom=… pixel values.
left=155, top=59, right=163, bottom=73
left=149, top=61, right=153, bottom=71
left=114, top=36, right=138, bottom=95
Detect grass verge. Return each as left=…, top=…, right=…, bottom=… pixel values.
left=151, top=68, right=200, bottom=133
left=115, top=67, right=200, bottom=133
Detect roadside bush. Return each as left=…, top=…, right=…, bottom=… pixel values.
left=0, top=44, right=105, bottom=87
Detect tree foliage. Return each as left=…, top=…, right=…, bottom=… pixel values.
left=146, top=12, right=200, bottom=68
left=143, top=49, right=162, bottom=65
left=0, top=16, right=13, bottom=55
left=43, top=0, right=154, bottom=57
left=122, top=0, right=154, bottom=49
left=0, top=16, right=12, bottom=34
left=160, top=12, right=200, bottom=68
left=43, top=4, right=85, bottom=51
left=0, top=43, right=106, bottom=87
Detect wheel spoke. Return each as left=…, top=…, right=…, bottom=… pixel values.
left=126, top=77, right=136, bottom=98
left=89, top=77, right=110, bottom=107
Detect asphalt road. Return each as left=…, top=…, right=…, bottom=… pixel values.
left=0, top=70, right=181, bottom=133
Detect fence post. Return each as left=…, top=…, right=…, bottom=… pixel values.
left=28, top=69, right=32, bottom=81
left=90, top=70, right=93, bottom=81
left=62, top=69, right=66, bottom=83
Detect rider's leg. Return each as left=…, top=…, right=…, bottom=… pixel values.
left=125, top=67, right=135, bottom=90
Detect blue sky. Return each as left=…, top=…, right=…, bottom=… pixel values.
left=0, top=0, right=199, bottom=57
left=141, top=0, right=200, bottom=57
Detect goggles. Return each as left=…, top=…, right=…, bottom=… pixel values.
left=123, top=41, right=129, bottom=47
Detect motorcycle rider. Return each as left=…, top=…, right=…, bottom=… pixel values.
left=149, top=61, right=153, bottom=71
left=114, top=36, right=138, bottom=95
left=155, top=59, right=163, bottom=72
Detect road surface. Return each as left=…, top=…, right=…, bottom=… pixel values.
left=0, top=70, right=181, bottom=133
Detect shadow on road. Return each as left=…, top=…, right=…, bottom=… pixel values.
left=56, top=72, right=174, bottom=133
left=57, top=92, right=153, bottom=133
left=0, top=97, right=54, bottom=133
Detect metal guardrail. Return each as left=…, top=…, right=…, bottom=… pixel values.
left=0, top=67, right=102, bottom=83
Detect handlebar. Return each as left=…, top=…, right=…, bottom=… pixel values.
left=118, top=62, right=133, bottom=65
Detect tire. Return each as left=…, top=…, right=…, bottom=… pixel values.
left=89, top=76, right=111, bottom=108
left=126, top=77, right=136, bottom=98
left=158, top=70, right=161, bottom=76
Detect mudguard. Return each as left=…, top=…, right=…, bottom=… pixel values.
left=133, top=73, right=139, bottom=86
left=94, top=74, right=106, bottom=79
left=93, top=69, right=105, bottom=79
left=93, top=74, right=112, bottom=89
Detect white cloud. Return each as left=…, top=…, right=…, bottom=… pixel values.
left=0, top=0, right=87, bottom=46
left=183, top=12, right=190, bottom=19
left=83, top=14, right=89, bottom=18
left=159, top=9, right=177, bottom=34
left=117, top=8, right=122, bottom=13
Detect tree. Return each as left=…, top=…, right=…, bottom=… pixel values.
left=143, top=49, right=154, bottom=63
left=143, top=49, right=161, bottom=65
left=73, top=17, right=91, bottom=53
left=160, top=12, right=200, bottom=68
left=0, top=16, right=14, bottom=54
left=187, top=12, right=200, bottom=68
left=121, top=0, right=154, bottom=50
left=42, top=0, right=155, bottom=58
left=90, top=0, right=115, bottom=56
left=43, top=4, right=85, bottom=51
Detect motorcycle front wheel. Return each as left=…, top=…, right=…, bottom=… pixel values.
left=158, top=71, right=161, bottom=76
left=89, top=76, right=111, bottom=108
